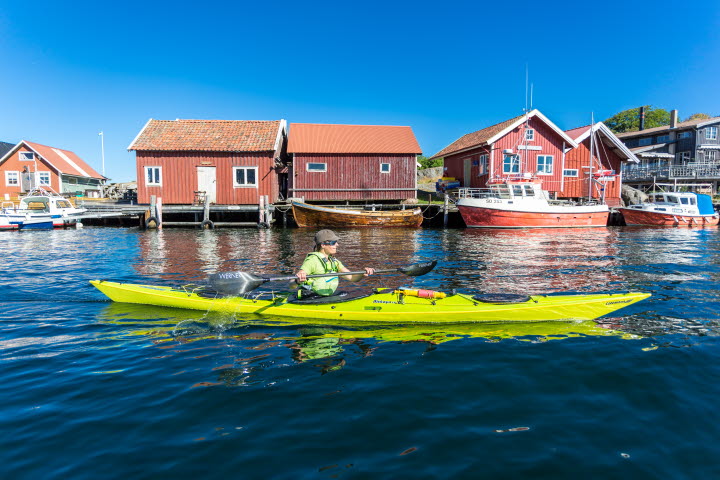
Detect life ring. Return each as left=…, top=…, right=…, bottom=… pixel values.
left=201, top=219, right=214, bottom=229
left=257, top=222, right=269, bottom=229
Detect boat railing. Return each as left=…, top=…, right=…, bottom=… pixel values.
left=457, top=188, right=505, bottom=200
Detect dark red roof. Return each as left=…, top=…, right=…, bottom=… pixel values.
left=129, top=119, right=283, bottom=152
left=430, top=114, right=525, bottom=159
left=24, top=141, right=104, bottom=179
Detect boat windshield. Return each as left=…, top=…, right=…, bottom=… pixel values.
left=22, top=198, right=50, bottom=211
left=491, top=185, right=511, bottom=199
left=523, top=185, right=535, bottom=196
left=512, top=185, right=524, bottom=197
left=56, top=200, right=73, bottom=208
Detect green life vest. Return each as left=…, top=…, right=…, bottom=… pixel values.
left=298, top=252, right=343, bottom=297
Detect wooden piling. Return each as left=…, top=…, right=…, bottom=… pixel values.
left=443, top=194, right=449, bottom=227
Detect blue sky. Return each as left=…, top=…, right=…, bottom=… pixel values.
left=1, top=0, right=718, bottom=182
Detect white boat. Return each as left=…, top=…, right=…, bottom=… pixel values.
left=456, top=176, right=609, bottom=228
left=618, top=191, right=719, bottom=227
left=2, top=188, right=87, bottom=229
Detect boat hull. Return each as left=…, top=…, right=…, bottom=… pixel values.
left=90, top=280, right=650, bottom=323
left=292, top=201, right=423, bottom=228
left=618, top=208, right=720, bottom=227
left=457, top=203, right=609, bottom=228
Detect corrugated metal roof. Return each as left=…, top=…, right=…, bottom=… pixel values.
left=287, top=123, right=422, bottom=154
left=616, top=116, right=720, bottom=138
left=24, top=141, right=104, bottom=179
left=129, top=119, right=283, bottom=152
left=430, top=114, right=525, bottom=159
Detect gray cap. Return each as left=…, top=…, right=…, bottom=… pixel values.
left=314, top=229, right=339, bottom=244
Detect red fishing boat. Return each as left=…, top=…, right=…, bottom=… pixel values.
left=618, top=191, right=719, bottom=226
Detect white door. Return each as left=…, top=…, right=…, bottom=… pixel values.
left=463, top=159, right=473, bottom=187
left=197, top=167, right=217, bottom=203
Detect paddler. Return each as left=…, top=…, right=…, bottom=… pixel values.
left=294, top=229, right=374, bottom=298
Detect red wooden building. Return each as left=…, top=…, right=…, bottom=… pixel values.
left=431, top=110, right=637, bottom=204
left=562, top=122, right=638, bottom=206
left=0, top=140, right=105, bottom=199
left=129, top=119, right=288, bottom=205
left=431, top=110, right=578, bottom=196
left=287, top=123, right=422, bottom=202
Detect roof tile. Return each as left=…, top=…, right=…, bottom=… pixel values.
left=430, top=114, right=525, bottom=159
left=287, top=124, right=422, bottom=154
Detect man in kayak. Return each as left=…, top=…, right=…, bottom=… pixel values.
left=295, top=229, right=374, bottom=298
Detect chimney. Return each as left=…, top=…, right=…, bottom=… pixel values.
left=670, top=109, right=678, bottom=129
left=639, top=106, right=646, bottom=131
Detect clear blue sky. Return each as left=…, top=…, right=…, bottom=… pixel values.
left=1, top=0, right=718, bottom=183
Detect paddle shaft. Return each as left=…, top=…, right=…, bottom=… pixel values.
left=267, top=267, right=399, bottom=282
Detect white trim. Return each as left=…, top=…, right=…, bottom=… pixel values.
left=5, top=171, right=19, bottom=186
left=563, top=168, right=579, bottom=177
left=517, top=145, right=542, bottom=151
left=536, top=155, right=554, bottom=175
left=128, top=118, right=153, bottom=150
left=380, top=162, right=391, bottom=173
left=306, top=162, right=327, bottom=172
left=232, top=166, right=259, bottom=187
left=145, top=166, right=162, bottom=186
left=572, top=122, right=639, bottom=163
left=37, top=171, right=51, bottom=186
left=486, top=109, right=579, bottom=148
left=274, top=119, right=287, bottom=153
left=52, top=148, right=90, bottom=177
left=19, top=151, right=35, bottom=161
left=697, top=118, right=720, bottom=128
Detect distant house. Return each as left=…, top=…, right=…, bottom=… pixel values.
left=616, top=110, right=720, bottom=192
left=562, top=123, right=639, bottom=207
left=430, top=110, right=579, bottom=198
left=128, top=119, right=288, bottom=205
left=0, top=140, right=105, bottom=199
left=287, top=123, right=422, bottom=202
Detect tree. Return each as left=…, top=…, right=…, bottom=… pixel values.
left=603, top=106, right=671, bottom=133
left=417, top=155, right=443, bottom=169
left=685, top=113, right=712, bottom=121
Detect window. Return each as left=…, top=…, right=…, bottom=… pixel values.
left=525, top=129, right=535, bottom=141
left=706, top=126, right=718, bottom=140
left=145, top=166, right=161, bottom=186
left=69, top=177, right=78, bottom=184
left=638, top=138, right=652, bottom=146
left=706, top=151, right=718, bottom=162
left=523, top=185, right=535, bottom=196
left=37, top=172, right=51, bottom=186
left=233, top=166, right=258, bottom=187
left=19, top=152, right=34, bottom=161
left=306, top=162, right=327, bottom=172
left=678, top=131, right=692, bottom=139
left=657, top=135, right=670, bottom=143
left=563, top=169, right=579, bottom=177
left=537, top=155, right=553, bottom=175
left=478, top=154, right=488, bottom=176
left=380, top=163, right=391, bottom=173
left=677, top=151, right=691, bottom=163
left=5, top=171, right=19, bottom=186
left=502, top=154, right=520, bottom=174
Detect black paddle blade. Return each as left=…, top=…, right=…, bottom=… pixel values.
left=208, top=271, right=267, bottom=295
left=399, top=260, right=437, bottom=277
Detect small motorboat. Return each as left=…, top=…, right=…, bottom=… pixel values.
left=618, top=191, right=719, bottom=227
left=2, top=188, right=87, bottom=228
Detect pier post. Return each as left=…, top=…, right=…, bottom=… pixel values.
left=258, top=195, right=265, bottom=226
left=146, top=195, right=158, bottom=229
left=201, top=195, right=213, bottom=229
left=156, top=197, right=163, bottom=230
left=264, top=195, right=271, bottom=226
left=443, top=194, right=449, bottom=227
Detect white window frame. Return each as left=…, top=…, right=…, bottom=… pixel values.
left=502, top=154, right=520, bottom=174
left=678, top=151, right=691, bottom=163
left=706, top=126, right=718, bottom=140
left=37, top=171, right=51, bottom=186
left=306, top=162, right=327, bottom=172
left=536, top=155, right=554, bottom=175
left=145, top=166, right=162, bottom=186
left=5, top=171, right=19, bottom=186
left=706, top=151, right=718, bottom=162
left=380, top=163, right=391, bottom=173
left=638, top=138, right=652, bottom=146
left=563, top=169, right=579, bottom=177
left=478, top=154, right=488, bottom=176
left=525, top=129, right=535, bottom=141
left=232, top=166, right=258, bottom=187
left=19, top=152, right=35, bottom=161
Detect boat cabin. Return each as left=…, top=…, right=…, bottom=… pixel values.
left=457, top=178, right=550, bottom=202
left=626, top=191, right=716, bottom=216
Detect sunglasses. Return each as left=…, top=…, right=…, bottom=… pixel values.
left=321, top=240, right=338, bottom=246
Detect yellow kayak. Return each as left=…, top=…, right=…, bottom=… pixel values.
left=90, top=280, right=650, bottom=323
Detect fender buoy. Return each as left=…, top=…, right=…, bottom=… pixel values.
left=201, top=219, right=214, bottom=229
left=145, top=216, right=159, bottom=229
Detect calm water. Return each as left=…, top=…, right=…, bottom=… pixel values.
left=2, top=226, right=720, bottom=479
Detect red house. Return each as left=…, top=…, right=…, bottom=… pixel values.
left=431, top=110, right=579, bottom=197
left=129, top=119, right=288, bottom=205
left=287, top=123, right=422, bottom=202
left=562, top=122, right=639, bottom=206
left=0, top=140, right=105, bottom=199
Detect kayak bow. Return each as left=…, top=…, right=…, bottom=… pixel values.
left=90, top=280, right=650, bottom=323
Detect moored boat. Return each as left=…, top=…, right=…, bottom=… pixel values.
left=618, top=191, right=719, bottom=227
left=456, top=177, right=609, bottom=228
left=291, top=200, right=423, bottom=228
left=90, top=280, right=650, bottom=323
left=2, top=188, right=87, bottom=228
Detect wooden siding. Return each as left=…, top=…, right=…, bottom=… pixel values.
left=136, top=151, right=280, bottom=205
left=0, top=145, right=60, bottom=198
left=290, top=154, right=417, bottom=201
left=444, top=117, right=567, bottom=193
left=561, top=138, right=623, bottom=205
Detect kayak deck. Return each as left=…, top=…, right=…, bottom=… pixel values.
left=90, top=280, right=650, bottom=324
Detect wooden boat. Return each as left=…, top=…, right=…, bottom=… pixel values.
left=618, top=191, right=720, bottom=226
left=291, top=201, right=423, bottom=228
left=456, top=177, right=609, bottom=228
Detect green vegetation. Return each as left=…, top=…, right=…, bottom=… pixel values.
left=685, top=113, right=712, bottom=121
left=604, top=106, right=670, bottom=133
left=418, top=155, right=443, bottom=169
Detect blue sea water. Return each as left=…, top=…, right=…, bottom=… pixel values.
left=2, top=226, right=720, bottom=479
